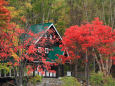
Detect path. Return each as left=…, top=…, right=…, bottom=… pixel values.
left=36, top=78, right=62, bottom=86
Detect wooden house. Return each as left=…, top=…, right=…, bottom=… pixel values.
left=0, top=23, right=68, bottom=78
left=29, top=23, right=68, bottom=77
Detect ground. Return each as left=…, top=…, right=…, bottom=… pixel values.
left=27, top=78, right=62, bottom=86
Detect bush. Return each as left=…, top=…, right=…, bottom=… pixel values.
left=103, top=76, right=115, bottom=86
left=29, top=75, right=43, bottom=85
left=90, top=72, right=103, bottom=86
left=90, top=72, right=115, bottom=86
left=61, top=76, right=81, bottom=86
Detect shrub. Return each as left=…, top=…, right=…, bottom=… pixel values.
left=90, top=72, right=103, bottom=86
left=61, top=76, right=81, bottom=86
left=29, top=75, right=43, bottom=85
left=90, top=72, right=115, bottom=86
left=103, top=76, right=115, bottom=86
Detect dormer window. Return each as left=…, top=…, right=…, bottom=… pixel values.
left=45, top=48, right=49, bottom=54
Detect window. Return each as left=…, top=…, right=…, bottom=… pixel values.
left=38, top=47, right=42, bottom=53
left=50, top=35, right=52, bottom=39
left=45, top=48, right=49, bottom=54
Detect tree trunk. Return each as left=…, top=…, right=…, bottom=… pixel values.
left=85, top=50, right=89, bottom=86
left=102, top=1, right=106, bottom=24
left=73, top=59, right=78, bottom=78
left=84, top=0, right=89, bottom=21
left=19, top=65, right=23, bottom=86
left=14, top=67, right=19, bottom=86
left=42, top=0, right=45, bottom=23
left=71, top=64, right=74, bottom=77
left=18, top=61, right=24, bottom=86
left=74, top=63, right=77, bottom=78
left=94, top=48, right=112, bottom=77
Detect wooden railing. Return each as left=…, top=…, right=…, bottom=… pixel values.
left=0, top=69, right=57, bottom=78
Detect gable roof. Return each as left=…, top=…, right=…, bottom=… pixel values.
left=29, top=23, right=64, bottom=62
left=0, top=23, right=65, bottom=63
left=20, top=23, right=53, bottom=42
left=29, top=23, right=62, bottom=44
left=29, top=23, right=52, bottom=34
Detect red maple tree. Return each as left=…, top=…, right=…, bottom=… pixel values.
left=0, top=0, right=56, bottom=86
left=60, top=18, right=115, bottom=77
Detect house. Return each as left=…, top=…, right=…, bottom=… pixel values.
left=29, top=23, right=68, bottom=77
left=0, top=23, right=68, bottom=78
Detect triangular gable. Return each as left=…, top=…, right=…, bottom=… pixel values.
left=29, top=23, right=62, bottom=44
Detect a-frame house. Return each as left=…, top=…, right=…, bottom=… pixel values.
left=0, top=23, right=68, bottom=78
left=29, top=23, right=68, bottom=77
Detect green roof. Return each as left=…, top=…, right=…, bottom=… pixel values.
left=20, top=23, right=64, bottom=62
left=20, top=23, right=53, bottom=40
left=29, top=23, right=53, bottom=33
left=1, top=23, right=64, bottom=63
left=47, top=47, right=64, bottom=62
left=30, top=23, right=64, bottom=62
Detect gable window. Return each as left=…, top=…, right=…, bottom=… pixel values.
left=45, top=48, right=49, bottom=54
left=38, top=47, right=42, bottom=53
left=50, top=35, right=52, bottom=39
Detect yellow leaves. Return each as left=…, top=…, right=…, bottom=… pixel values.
left=25, top=2, right=32, bottom=9
left=12, top=35, right=19, bottom=46
left=7, top=6, right=25, bottom=19
left=44, top=19, right=54, bottom=23
left=7, top=7, right=15, bottom=11
left=10, top=49, right=19, bottom=60
left=0, top=63, right=10, bottom=73
left=7, top=2, right=32, bottom=20
left=49, top=19, right=54, bottom=23
left=44, top=20, right=49, bottom=23
left=7, top=6, right=19, bottom=18
left=11, top=11, right=19, bottom=18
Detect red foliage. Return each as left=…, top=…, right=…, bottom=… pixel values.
left=0, top=0, right=56, bottom=76
left=21, top=16, right=26, bottom=22
left=60, top=18, right=115, bottom=64
left=0, top=0, right=10, bottom=26
left=27, top=45, right=37, bottom=54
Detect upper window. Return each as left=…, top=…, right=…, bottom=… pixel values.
left=50, top=35, right=52, bottom=39
left=38, top=47, right=42, bottom=53
left=45, top=48, right=49, bottom=54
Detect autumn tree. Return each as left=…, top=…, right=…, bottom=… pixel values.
left=60, top=18, right=115, bottom=77
left=0, top=0, right=11, bottom=61
left=0, top=0, right=56, bottom=86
